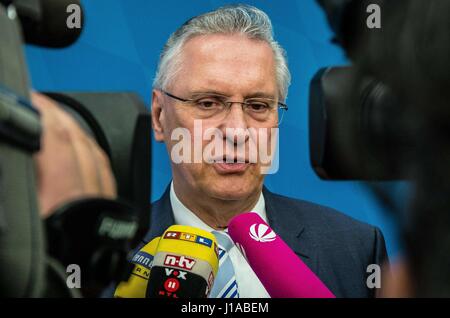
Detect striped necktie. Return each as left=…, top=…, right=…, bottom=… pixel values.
left=209, top=230, right=239, bottom=298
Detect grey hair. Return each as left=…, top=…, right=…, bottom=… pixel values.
left=153, top=4, right=291, bottom=100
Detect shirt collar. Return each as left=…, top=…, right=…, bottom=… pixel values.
left=170, top=181, right=268, bottom=232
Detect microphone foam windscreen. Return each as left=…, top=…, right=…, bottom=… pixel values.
left=114, top=236, right=161, bottom=298
left=228, top=212, right=335, bottom=298
left=145, top=225, right=219, bottom=298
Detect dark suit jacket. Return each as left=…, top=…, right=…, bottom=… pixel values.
left=139, top=185, right=388, bottom=298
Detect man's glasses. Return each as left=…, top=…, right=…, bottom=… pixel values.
left=161, top=90, right=288, bottom=125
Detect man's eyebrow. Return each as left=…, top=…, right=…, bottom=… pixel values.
left=189, top=90, right=231, bottom=98
left=244, top=92, right=277, bottom=100
left=189, top=90, right=277, bottom=100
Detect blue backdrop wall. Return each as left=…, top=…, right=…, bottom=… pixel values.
left=25, top=0, right=400, bottom=257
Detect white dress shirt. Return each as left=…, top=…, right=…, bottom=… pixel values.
left=170, top=182, right=271, bottom=298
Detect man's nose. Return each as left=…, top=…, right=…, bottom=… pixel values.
left=222, top=103, right=249, bottom=145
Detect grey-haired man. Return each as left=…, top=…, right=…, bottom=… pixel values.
left=142, top=5, right=387, bottom=298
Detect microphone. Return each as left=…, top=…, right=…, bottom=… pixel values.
left=1, top=0, right=84, bottom=48
left=45, top=198, right=141, bottom=297
left=228, top=212, right=335, bottom=298
left=114, top=236, right=161, bottom=298
left=115, top=225, right=220, bottom=298
left=146, top=225, right=219, bottom=298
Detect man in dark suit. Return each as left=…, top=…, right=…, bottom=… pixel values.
left=142, top=185, right=387, bottom=298
left=144, top=4, right=388, bottom=298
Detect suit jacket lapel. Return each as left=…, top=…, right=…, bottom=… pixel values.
left=263, top=187, right=318, bottom=273
left=145, top=185, right=175, bottom=242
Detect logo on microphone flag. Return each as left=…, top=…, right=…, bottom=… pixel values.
left=249, top=224, right=276, bottom=243
left=164, top=230, right=213, bottom=247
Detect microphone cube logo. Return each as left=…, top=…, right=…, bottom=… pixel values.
left=164, top=255, right=196, bottom=270
left=131, top=251, right=154, bottom=270
left=180, top=232, right=196, bottom=242
left=196, top=236, right=213, bottom=248
left=163, top=278, right=180, bottom=294
left=213, top=242, right=220, bottom=258
left=164, top=230, right=213, bottom=248
left=164, top=231, right=181, bottom=239
left=165, top=268, right=188, bottom=280
left=249, top=223, right=277, bottom=243
left=207, top=272, right=214, bottom=292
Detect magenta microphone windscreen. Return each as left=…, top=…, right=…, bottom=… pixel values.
left=228, top=212, right=335, bottom=298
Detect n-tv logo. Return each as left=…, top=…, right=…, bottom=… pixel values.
left=164, top=255, right=196, bottom=270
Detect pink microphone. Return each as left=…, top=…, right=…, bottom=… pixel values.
left=228, top=212, right=335, bottom=298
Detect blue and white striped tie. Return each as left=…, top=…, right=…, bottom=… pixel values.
left=209, top=230, right=239, bottom=298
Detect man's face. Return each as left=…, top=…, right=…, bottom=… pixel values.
left=152, top=33, right=279, bottom=201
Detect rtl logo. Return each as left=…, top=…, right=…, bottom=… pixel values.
left=159, top=278, right=180, bottom=298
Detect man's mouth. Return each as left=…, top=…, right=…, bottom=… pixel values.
left=212, top=156, right=251, bottom=174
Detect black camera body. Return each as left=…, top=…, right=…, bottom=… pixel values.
left=310, top=0, right=450, bottom=181
left=0, top=1, right=151, bottom=297
left=313, top=0, right=450, bottom=296
left=0, top=2, right=46, bottom=297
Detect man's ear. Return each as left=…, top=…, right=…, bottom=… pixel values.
left=151, top=89, right=165, bottom=142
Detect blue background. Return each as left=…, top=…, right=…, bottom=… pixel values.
left=25, top=0, right=400, bottom=257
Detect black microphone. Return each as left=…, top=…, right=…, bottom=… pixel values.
left=45, top=198, right=141, bottom=297
left=1, top=0, right=84, bottom=48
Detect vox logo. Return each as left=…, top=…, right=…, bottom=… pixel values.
left=165, top=268, right=187, bottom=280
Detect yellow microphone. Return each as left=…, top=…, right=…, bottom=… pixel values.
left=114, top=225, right=219, bottom=298
left=114, top=236, right=161, bottom=298
left=146, top=225, right=219, bottom=298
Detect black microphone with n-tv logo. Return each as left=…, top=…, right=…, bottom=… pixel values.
left=148, top=253, right=211, bottom=298
left=145, top=225, right=219, bottom=298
